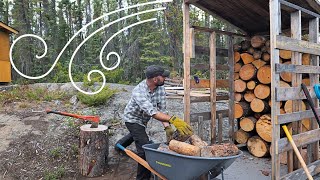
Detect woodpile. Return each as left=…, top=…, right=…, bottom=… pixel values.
left=233, top=36, right=311, bottom=158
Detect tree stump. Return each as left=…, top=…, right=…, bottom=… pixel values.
left=79, top=125, right=108, bottom=177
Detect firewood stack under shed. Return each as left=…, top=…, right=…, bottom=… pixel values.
left=233, top=36, right=311, bottom=160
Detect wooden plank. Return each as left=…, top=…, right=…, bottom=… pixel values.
left=190, top=94, right=229, bottom=103
left=309, top=17, right=320, bottom=163
left=183, top=1, right=191, bottom=124
left=279, top=0, right=320, bottom=18
left=190, top=28, right=195, bottom=58
left=280, top=159, right=320, bottom=180
left=190, top=110, right=229, bottom=122
left=192, top=25, right=247, bottom=37
left=228, top=36, right=235, bottom=142
left=210, top=32, right=217, bottom=144
left=194, top=46, right=228, bottom=57
left=0, top=22, right=19, bottom=34
left=270, top=0, right=281, bottom=179
left=276, top=35, right=320, bottom=55
left=0, top=61, right=11, bottom=83
left=275, top=63, right=320, bottom=74
left=277, top=108, right=320, bottom=124
left=190, top=79, right=229, bottom=88
left=0, top=32, right=10, bottom=61
left=278, top=128, right=320, bottom=153
left=218, top=113, right=223, bottom=143
left=276, top=86, right=316, bottom=101
left=191, top=63, right=229, bottom=71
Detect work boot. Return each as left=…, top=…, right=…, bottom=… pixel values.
left=114, top=133, right=134, bottom=154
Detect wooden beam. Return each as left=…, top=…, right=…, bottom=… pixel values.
left=0, top=22, right=18, bottom=34
left=190, top=94, right=229, bottom=103
left=210, top=32, right=216, bottom=144
left=192, top=26, right=247, bottom=37
left=190, top=110, right=229, bottom=122
left=185, top=0, right=200, bottom=4
left=228, top=36, right=235, bottom=142
left=280, top=0, right=320, bottom=18
left=277, top=108, right=320, bottom=124
left=276, top=86, right=316, bottom=101
left=191, top=63, right=229, bottom=71
left=280, top=159, right=320, bottom=180
left=190, top=79, right=229, bottom=88
left=275, top=63, right=320, bottom=74
left=276, top=35, right=320, bottom=55
left=194, top=46, right=228, bottom=57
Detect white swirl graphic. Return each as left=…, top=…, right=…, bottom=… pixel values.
left=9, top=0, right=172, bottom=95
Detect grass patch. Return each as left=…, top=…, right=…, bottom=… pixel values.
left=77, top=85, right=117, bottom=106
left=49, top=147, right=63, bottom=159
left=44, top=166, right=65, bottom=180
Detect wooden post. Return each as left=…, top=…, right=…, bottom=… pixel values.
left=183, top=0, right=191, bottom=124
left=228, top=35, right=235, bottom=141
left=210, top=32, right=217, bottom=144
left=270, top=0, right=281, bottom=179
left=79, top=125, right=108, bottom=177
left=198, top=116, right=204, bottom=140
left=291, top=10, right=302, bottom=171
left=308, top=17, right=320, bottom=163
left=218, top=113, right=223, bottom=143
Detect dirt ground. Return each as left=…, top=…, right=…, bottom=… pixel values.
left=0, top=83, right=273, bottom=180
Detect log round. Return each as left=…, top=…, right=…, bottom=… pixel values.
left=234, top=73, right=240, bottom=80
left=262, top=53, right=270, bottom=61
left=235, top=93, right=244, bottom=102
left=234, top=52, right=241, bottom=63
left=247, top=80, right=257, bottom=90
left=234, top=62, right=243, bottom=73
left=280, top=61, right=292, bottom=83
left=257, top=65, right=271, bottom=84
left=284, top=100, right=306, bottom=113
left=233, top=44, right=241, bottom=52
left=247, top=136, right=269, bottom=158
left=280, top=80, right=290, bottom=87
left=241, top=40, right=251, bottom=50
left=254, top=84, right=270, bottom=99
left=256, top=114, right=272, bottom=143
left=247, top=47, right=255, bottom=55
left=235, top=79, right=247, bottom=92
left=253, top=51, right=262, bottom=60
left=302, top=53, right=310, bottom=65
left=239, top=64, right=257, bottom=81
left=302, top=78, right=310, bottom=86
left=240, top=117, right=257, bottom=132
left=235, top=102, right=251, bottom=118
left=169, top=140, right=200, bottom=156
left=234, top=129, right=250, bottom=144
left=279, top=50, right=292, bottom=59
left=241, top=53, right=255, bottom=64
left=251, top=35, right=266, bottom=48
left=244, top=91, right=256, bottom=102
left=250, top=98, right=270, bottom=113
left=79, top=125, right=109, bottom=177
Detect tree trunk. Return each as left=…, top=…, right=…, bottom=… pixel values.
left=241, top=53, right=255, bottom=64
left=254, top=84, right=270, bottom=99
left=257, top=65, right=271, bottom=84
left=239, top=64, right=257, bottom=81
left=256, top=114, right=272, bottom=142
left=169, top=140, right=200, bottom=156
left=240, top=117, right=257, bottom=132
left=247, top=136, right=269, bottom=158
left=235, top=102, right=251, bottom=118
left=79, top=125, right=108, bottom=177
left=250, top=98, right=270, bottom=113
left=234, top=129, right=250, bottom=144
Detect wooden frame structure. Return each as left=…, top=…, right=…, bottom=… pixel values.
left=183, top=0, right=320, bottom=179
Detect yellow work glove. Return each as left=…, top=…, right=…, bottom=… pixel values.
left=164, top=126, right=174, bottom=142
left=169, top=116, right=193, bottom=136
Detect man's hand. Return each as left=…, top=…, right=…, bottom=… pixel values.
left=164, top=126, right=174, bottom=142
left=169, top=116, right=193, bottom=136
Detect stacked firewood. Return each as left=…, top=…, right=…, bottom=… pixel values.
left=233, top=36, right=311, bottom=159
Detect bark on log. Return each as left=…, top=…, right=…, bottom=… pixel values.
left=241, top=53, right=255, bottom=64
left=189, top=134, right=208, bottom=147
left=302, top=53, right=310, bottom=65
left=253, top=51, right=262, bottom=60
left=234, top=73, right=240, bottom=80
left=261, top=46, right=268, bottom=53
left=252, top=59, right=267, bottom=69
left=241, top=40, right=251, bottom=50
left=169, top=140, right=200, bottom=156
left=265, top=40, right=270, bottom=47
left=247, top=136, right=270, bottom=158
left=200, top=143, right=239, bottom=157
left=256, top=114, right=272, bottom=143
left=254, top=84, right=270, bottom=99
left=79, top=125, right=109, bottom=177
left=235, top=102, right=251, bottom=118
left=279, top=49, right=292, bottom=59
left=239, top=64, right=257, bottom=81
left=262, top=53, right=270, bottom=61
left=234, top=52, right=241, bottom=63
left=244, top=91, right=256, bottom=102
left=240, top=117, right=257, bottom=132
left=234, top=62, right=243, bottom=73
left=235, top=93, right=244, bottom=102
left=280, top=61, right=292, bottom=83
left=257, top=65, right=271, bottom=84
left=250, top=98, right=270, bottom=113
left=235, top=79, right=247, bottom=92
left=234, top=129, right=250, bottom=144
left=251, top=35, right=266, bottom=48
left=247, top=47, right=255, bottom=55
left=247, top=80, right=257, bottom=90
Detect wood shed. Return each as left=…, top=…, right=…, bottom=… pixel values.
left=182, top=0, right=320, bottom=179
left=0, top=21, right=18, bottom=83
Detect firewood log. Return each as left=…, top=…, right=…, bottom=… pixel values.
left=241, top=53, right=255, bottom=64
left=257, top=65, right=271, bottom=84
left=240, top=116, right=257, bottom=132
left=244, top=91, right=256, bottom=102
left=280, top=61, right=292, bottom=83
left=234, top=62, right=243, bottom=73
left=241, top=40, right=251, bottom=50
left=234, top=52, right=241, bottom=63
left=252, top=59, right=267, bottom=69
left=280, top=80, right=290, bottom=87
left=233, top=44, right=241, bottom=52
left=279, top=49, right=292, bottom=59
left=235, top=93, right=244, bottom=102
left=265, top=40, right=270, bottom=47
left=234, top=129, right=250, bottom=144
left=253, top=51, right=262, bottom=60
left=239, top=64, right=257, bottom=81
left=247, top=136, right=269, bottom=157
left=247, top=80, right=257, bottom=90
left=235, top=102, right=251, bottom=118
left=284, top=100, right=306, bottom=113
left=189, top=134, right=208, bottom=147
left=256, top=114, right=272, bottom=143
left=234, top=73, right=240, bottom=80
left=261, top=46, right=268, bottom=53
left=247, top=47, right=255, bottom=55
left=169, top=140, right=200, bottom=156
left=302, top=53, right=310, bottom=65
left=262, top=52, right=270, bottom=61
left=251, top=35, right=266, bottom=48
left=302, top=78, right=310, bottom=86
left=235, top=79, right=247, bottom=92
left=254, top=84, right=270, bottom=99
left=250, top=98, right=270, bottom=113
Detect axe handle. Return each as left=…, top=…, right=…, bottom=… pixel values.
left=46, top=109, right=100, bottom=123
left=301, top=84, right=320, bottom=126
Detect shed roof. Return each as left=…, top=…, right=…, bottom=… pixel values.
left=0, top=21, right=18, bottom=34
left=187, top=0, right=320, bottom=35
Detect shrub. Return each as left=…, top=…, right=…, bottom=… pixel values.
left=77, top=85, right=117, bottom=106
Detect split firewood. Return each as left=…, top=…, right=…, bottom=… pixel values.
left=169, top=140, right=200, bottom=156
left=234, top=52, right=241, bottom=63
left=241, top=53, right=255, bottom=64
left=252, top=59, right=267, bottom=69
left=200, top=143, right=239, bottom=157
left=189, top=134, right=208, bottom=147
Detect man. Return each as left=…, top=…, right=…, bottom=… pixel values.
left=115, top=65, right=193, bottom=180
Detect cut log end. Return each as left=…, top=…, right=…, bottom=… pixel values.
left=247, top=136, right=269, bottom=157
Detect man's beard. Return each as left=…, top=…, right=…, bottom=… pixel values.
left=156, top=80, right=165, bottom=86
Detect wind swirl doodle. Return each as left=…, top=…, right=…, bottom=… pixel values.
left=9, top=0, right=172, bottom=95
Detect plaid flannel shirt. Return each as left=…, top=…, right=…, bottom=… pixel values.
left=123, top=79, right=167, bottom=127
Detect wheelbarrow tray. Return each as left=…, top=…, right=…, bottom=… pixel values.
left=143, top=143, right=242, bottom=180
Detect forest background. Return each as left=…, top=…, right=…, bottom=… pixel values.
left=0, top=0, right=239, bottom=85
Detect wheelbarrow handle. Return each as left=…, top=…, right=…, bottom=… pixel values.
left=116, top=144, right=167, bottom=180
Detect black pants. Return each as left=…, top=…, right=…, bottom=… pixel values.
left=117, top=122, right=151, bottom=180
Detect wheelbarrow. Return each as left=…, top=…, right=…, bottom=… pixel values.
left=141, top=143, right=243, bottom=180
